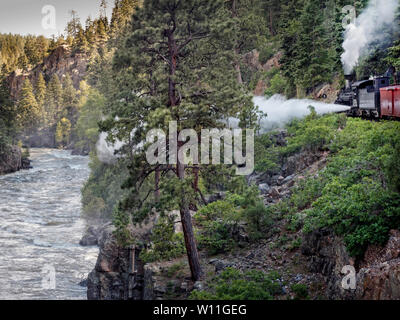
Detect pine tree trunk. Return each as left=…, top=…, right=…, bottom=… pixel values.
left=167, top=28, right=203, bottom=281
left=177, top=160, right=203, bottom=281
left=234, top=57, right=243, bottom=85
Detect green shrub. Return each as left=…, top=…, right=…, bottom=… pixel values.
left=195, top=200, right=236, bottom=224
left=112, top=207, right=134, bottom=246
left=140, top=216, right=186, bottom=263
left=242, top=202, right=274, bottom=241
left=288, top=237, right=302, bottom=251
left=259, top=45, right=275, bottom=65
left=194, top=199, right=239, bottom=254
left=166, top=262, right=186, bottom=278
left=304, top=178, right=400, bottom=258
left=291, top=284, right=309, bottom=300
left=196, top=220, right=236, bottom=255
left=254, top=115, right=400, bottom=259
left=194, top=186, right=277, bottom=252
left=190, top=268, right=282, bottom=300
left=254, top=133, right=281, bottom=172
left=282, top=177, right=325, bottom=216
left=265, top=73, right=286, bottom=97
left=295, top=118, right=400, bottom=258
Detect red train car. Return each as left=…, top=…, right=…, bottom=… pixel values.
left=380, top=85, right=400, bottom=118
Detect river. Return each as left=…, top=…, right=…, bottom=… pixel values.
left=0, top=149, right=98, bottom=300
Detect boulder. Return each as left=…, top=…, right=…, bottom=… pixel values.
left=269, top=187, right=280, bottom=199
left=258, top=183, right=271, bottom=194
left=282, top=174, right=296, bottom=185
left=283, top=151, right=322, bottom=177
left=210, top=259, right=235, bottom=273
left=205, top=192, right=226, bottom=204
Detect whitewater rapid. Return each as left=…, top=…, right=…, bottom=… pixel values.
left=0, top=149, right=98, bottom=300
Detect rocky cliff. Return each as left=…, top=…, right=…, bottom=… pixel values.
left=6, top=45, right=89, bottom=150
left=302, top=229, right=400, bottom=300
left=87, top=217, right=160, bottom=300
left=7, top=45, right=88, bottom=100
left=86, top=224, right=146, bottom=300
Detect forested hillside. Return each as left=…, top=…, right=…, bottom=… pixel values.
left=1, top=0, right=400, bottom=301
left=0, top=0, right=139, bottom=173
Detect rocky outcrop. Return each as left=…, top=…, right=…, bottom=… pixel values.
left=282, top=151, right=325, bottom=177
left=241, top=49, right=282, bottom=96
left=242, top=50, right=282, bottom=96
left=87, top=215, right=161, bottom=300
left=302, top=229, right=400, bottom=300
left=301, top=228, right=356, bottom=300
left=80, top=225, right=104, bottom=247
left=243, top=49, right=282, bottom=73
left=8, top=45, right=88, bottom=100
left=355, top=230, right=400, bottom=300
left=87, top=224, right=146, bottom=300
left=0, top=146, right=31, bottom=175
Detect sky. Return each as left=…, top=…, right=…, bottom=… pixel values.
left=0, top=0, right=113, bottom=38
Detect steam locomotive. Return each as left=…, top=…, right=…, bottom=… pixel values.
left=335, top=67, right=400, bottom=119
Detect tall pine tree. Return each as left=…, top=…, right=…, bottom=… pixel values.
left=35, top=73, right=47, bottom=125
left=45, top=74, right=63, bottom=125
left=17, top=78, right=41, bottom=129
left=104, top=0, right=250, bottom=281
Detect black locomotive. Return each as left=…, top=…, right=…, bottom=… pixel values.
left=336, top=67, right=400, bottom=119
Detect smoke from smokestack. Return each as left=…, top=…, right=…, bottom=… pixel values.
left=341, top=0, right=399, bottom=74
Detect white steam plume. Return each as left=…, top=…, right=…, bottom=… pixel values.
left=96, top=132, right=125, bottom=164
left=341, top=0, right=399, bottom=74
left=228, top=95, right=350, bottom=134
left=97, top=96, right=350, bottom=163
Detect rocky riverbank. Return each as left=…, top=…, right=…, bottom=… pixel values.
left=0, top=146, right=31, bottom=175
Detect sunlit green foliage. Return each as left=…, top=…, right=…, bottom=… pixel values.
left=55, top=117, right=72, bottom=147
left=75, top=88, right=105, bottom=152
